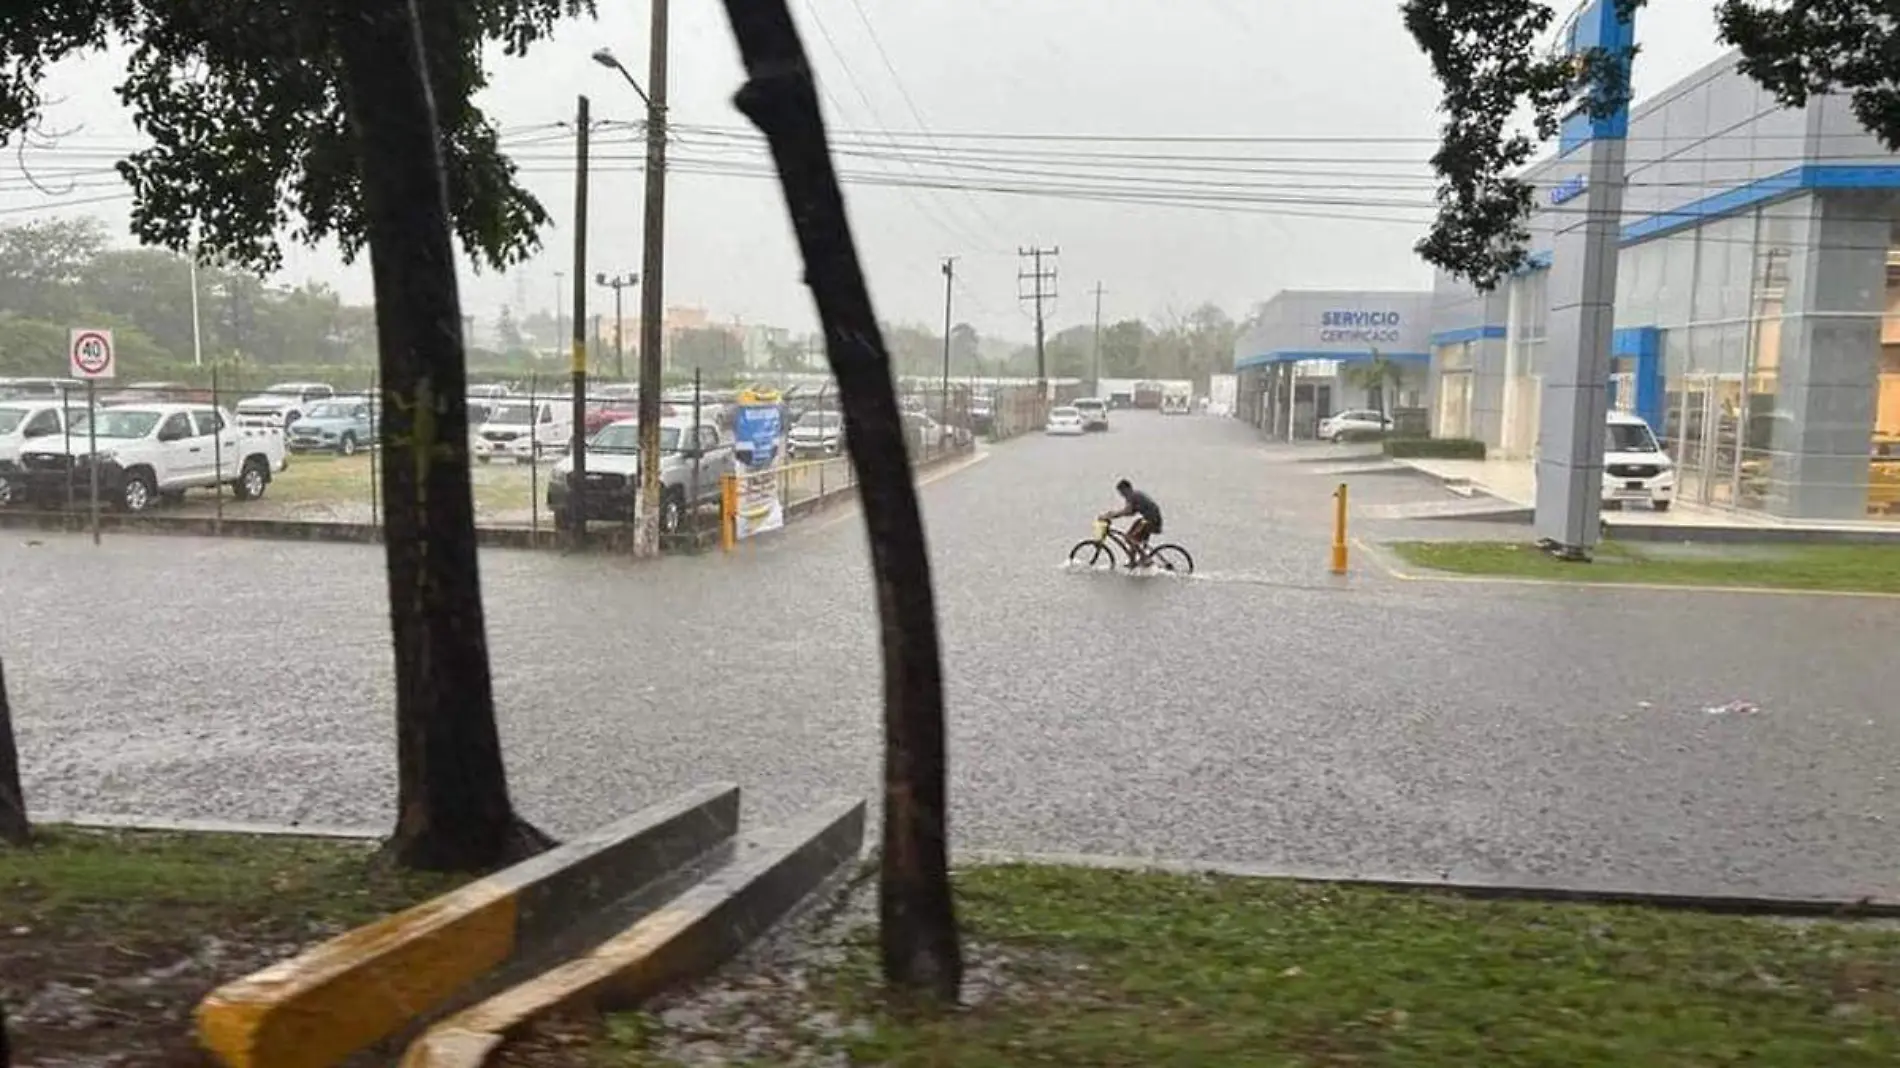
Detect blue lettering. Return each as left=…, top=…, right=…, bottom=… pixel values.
left=1550, top=176, right=1587, bottom=205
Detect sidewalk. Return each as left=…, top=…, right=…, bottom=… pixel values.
left=1395, top=456, right=1900, bottom=539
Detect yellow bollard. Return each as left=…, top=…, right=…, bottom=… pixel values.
left=720, top=473, right=738, bottom=552
left=1330, top=481, right=1349, bottom=575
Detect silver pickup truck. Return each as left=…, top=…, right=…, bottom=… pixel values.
left=546, top=416, right=733, bottom=533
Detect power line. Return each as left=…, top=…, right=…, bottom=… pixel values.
left=794, top=0, right=992, bottom=253
left=842, top=0, right=1009, bottom=239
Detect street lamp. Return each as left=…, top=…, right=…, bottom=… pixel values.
left=592, top=17, right=670, bottom=558
left=595, top=272, right=638, bottom=381
left=590, top=49, right=652, bottom=108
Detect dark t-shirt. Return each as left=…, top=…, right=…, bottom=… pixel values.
left=1124, top=489, right=1162, bottom=524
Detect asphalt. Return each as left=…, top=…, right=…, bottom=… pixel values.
left=2, top=413, right=1896, bottom=902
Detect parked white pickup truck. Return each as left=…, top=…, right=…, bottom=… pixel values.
left=14, top=403, right=288, bottom=513
left=0, top=399, right=87, bottom=506
left=233, top=382, right=336, bottom=432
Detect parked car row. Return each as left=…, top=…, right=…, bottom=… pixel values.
left=0, top=400, right=287, bottom=512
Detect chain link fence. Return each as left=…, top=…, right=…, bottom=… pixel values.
left=0, top=370, right=977, bottom=545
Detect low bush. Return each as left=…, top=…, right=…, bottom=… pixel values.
left=1335, top=426, right=1388, bottom=444
left=1383, top=437, right=1486, bottom=460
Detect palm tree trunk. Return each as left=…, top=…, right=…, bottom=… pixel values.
left=718, top=0, right=962, bottom=1005
left=333, top=0, right=551, bottom=872
left=0, top=658, right=28, bottom=847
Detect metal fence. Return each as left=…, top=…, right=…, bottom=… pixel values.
left=0, top=371, right=976, bottom=545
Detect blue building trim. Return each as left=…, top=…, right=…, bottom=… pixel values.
left=1524, top=162, right=1900, bottom=267
left=1236, top=350, right=1429, bottom=370
left=1557, top=0, right=1637, bottom=155
left=1611, top=326, right=1663, bottom=432
left=1427, top=325, right=1507, bottom=346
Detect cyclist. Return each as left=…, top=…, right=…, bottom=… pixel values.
left=1100, top=478, right=1163, bottom=568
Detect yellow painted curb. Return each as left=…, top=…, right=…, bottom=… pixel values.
left=195, top=784, right=739, bottom=1068
left=197, top=880, right=517, bottom=1068
left=401, top=800, right=866, bottom=1068
left=1358, top=538, right=1900, bottom=600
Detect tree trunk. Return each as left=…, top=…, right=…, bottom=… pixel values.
left=0, top=658, right=28, bottom=847
left=717, top=0, right=962, bottom=1005
left=333, top=0, right=551, bottom=872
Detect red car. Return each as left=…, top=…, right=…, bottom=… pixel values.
left=584, top=398, right=641, bottom=437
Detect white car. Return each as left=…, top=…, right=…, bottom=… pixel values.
left=472, top=397, right=573, bottom=464
left=1073, top=397, right=1110, bottom=432
left=1532, top=410, right=1677, bottom=512
left=0, top=400, right=87, bottom=506
left=1601, top=410, right=1675, bottom=511
left=13, top=404, right=286, bottom=513
left=1317, top=409, right=1393, bottom=442
left=787, top=410, right=845, bottom=459
left=233, top=382, right=336, bottom=431
left=1046, top=406, right=1085, bottom=435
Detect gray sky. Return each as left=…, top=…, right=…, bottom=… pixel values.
left=6, top=0, right=1732, bottom=345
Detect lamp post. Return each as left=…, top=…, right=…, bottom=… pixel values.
left=593, top=32, right=668, bottom=557
left=596, top=272, right=637, bottom=381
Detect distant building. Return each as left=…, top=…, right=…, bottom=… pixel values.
left=1233, top=290, right=1433, bottom=438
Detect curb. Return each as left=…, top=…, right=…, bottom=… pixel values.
left=954, top=850, right=1900, bottom=918
left=1359, top=538, right=1900, bottom=600
left=196, top=784, right=740, bottom=1068
left=37, top=813, right=381, bottom=839
left=400, top=799, right=866, bottom=1068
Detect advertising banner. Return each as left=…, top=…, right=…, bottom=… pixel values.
left=732, top=389, right=785, bottom=539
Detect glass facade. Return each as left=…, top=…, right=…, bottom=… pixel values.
left=1467, top=191, right=1899, bottom=521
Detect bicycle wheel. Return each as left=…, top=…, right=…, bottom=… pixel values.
left=1067, top=539, right=1118, bottom=570
left=1149, top=543, right=1194, bottom=574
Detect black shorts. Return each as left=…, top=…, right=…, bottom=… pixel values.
left=1131, top=513, right=1162, bottom=537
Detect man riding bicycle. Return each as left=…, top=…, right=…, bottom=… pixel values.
left=1100, top=478, right=1163, bottom=568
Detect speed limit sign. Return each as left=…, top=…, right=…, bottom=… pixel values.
left=69, top=329, right=116, bottom=380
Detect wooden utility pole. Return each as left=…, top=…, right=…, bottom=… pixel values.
left=567, top=95, right=591, bottom=546
left=940, top=256, right=955, bottom=432
left=634, top=0, right=671, bottom=558
left=1090, top=281, right=1105, bottom=398
left=1018, top=245, right=1057, bottom=404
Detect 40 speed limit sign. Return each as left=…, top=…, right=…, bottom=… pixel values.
left=69, top=328, right=117, bottom=380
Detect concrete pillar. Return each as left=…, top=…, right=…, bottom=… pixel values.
left=1770, top=190, right=1889, bottom=519
left=1533, top=0, right=1634, bottom=554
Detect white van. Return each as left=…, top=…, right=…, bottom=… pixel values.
left=1533, top=410, right=1676, bottom=512
left=1602, top=410, right=1675, bottom=511
left=472, top=397, right=573, bottom=464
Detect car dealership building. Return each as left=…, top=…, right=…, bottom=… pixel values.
left=1236, top=52, right=1900, bottom=520
left=1234, top=289, right=1434, bottom=439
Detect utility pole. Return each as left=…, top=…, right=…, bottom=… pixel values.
left=553, top=271, right=565, bottom=366
left=566, top=95, right=591, bottom=547
left=596, top=272, right=636, bottom=380
left=635, top=0, right=671, bottom=558
left=1090, top=281, right=1105, bottom=399
left=1018, top=245, right=1058, bottom=406
left=940, top=256, right=955, bottom=432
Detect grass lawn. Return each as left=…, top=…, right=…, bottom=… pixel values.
left=1388, top=539, right=1900, bottom=593
left=0, top=827, right=460, bottom=1065
left=551, top=865, right=1900, bottom=1067
left=167, top=450, right=544, bottom=524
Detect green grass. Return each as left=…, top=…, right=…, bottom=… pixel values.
left=588, top=866, right=1900, bottom=1067
left=1388, top=539, right=1900, bottom=593
left=1, top=827, right=465, bottom=1062
left=0, top=826, right=459, bottom=934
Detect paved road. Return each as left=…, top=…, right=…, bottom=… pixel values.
left=3, top=413, right=1896, bottom=901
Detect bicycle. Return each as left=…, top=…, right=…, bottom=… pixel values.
left=1067, top=518, right=1195, bottom=574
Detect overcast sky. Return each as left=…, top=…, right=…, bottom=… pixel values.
left=5, top=0, right=1733, bottom=345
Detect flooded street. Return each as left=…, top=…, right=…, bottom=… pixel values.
left=4, top=413, right=1897, bottom=900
